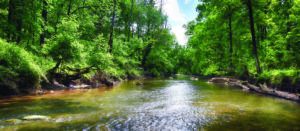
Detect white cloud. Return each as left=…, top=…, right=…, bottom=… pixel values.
left=171, top=25, right=188, bottom=45
left=160, top=0, right=187, bottom=24
left=184, top=0, right=191, bottom=4
left=157, top=0, right=188, bottom=45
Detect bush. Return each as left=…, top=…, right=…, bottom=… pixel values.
left=0, top=39, right=46, bottom=95
left=257, top=69, right=300, bottom=93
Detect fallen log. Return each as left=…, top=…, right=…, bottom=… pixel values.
left=208, top=77, right=299, bottom=102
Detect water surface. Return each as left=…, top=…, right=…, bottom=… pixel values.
left=0, top=76, right=300, bottom=130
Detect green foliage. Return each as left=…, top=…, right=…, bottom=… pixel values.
left=0, top=39, right=46, bottom=94
left=44, top=18, right=81, bottom=64
left=185, top=0, right=300, bottom=78
left=257, top=69, right=300, bottom=86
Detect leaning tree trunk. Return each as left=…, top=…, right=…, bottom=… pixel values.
left=108, top=0, right=116, bottom=53
left=247, top=0, right=261, bottom=74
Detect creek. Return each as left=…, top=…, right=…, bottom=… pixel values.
left=0, top=76, right=300, bottom=130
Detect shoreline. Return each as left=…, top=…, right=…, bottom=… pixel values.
left=0, top=73, right=156, bottom=98
left=2, top=75, right=299, bottom=103
left=209, top=77, right=300, bottom=102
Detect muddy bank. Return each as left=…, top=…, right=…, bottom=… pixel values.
left=209, top=77, right=300, bottom=102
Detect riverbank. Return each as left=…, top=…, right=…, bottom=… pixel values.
left=209, top=77, right=300, bottom=102
left=5, top=73, right=159, bottom=98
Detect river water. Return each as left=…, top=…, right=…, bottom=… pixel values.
left=0, top=76, right=300, bottom=130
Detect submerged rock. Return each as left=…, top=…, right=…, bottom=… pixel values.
left=22, top=115, right=51, bottom=121
left=3, top=119, right=22, bottom=124
left=55, top=118, right=66, bottom=123
left=136, top=82, right=143, bottom=86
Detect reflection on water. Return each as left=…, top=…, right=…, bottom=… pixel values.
left=0, top=76, right=300, bottom=131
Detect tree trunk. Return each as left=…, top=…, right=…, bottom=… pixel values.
left=27, top=0, right=35, bottom=49
left=119, top=20, right=121, bottom=35
left=16, top=0, right=24, bottom=44
left=97, top=13, right=100, bottom=35
left=128, top=0, right=134, bottom=42
left=55, top=2, right=64, bottom=33
left=261, top=25, right=264, bottom=41
left=149, top=0, right=153, bottom=4
left=108, top=0, right=116, bottom=53
left=247, top=0, right=261, bottom=74
left=40, top=0, right=48, bottom=49
left=145, top=0, right=154, bottom=39
left=50, top=59, right=62, bottom=73
left=137, top=16, right=140, bottom=38
left=286, top=0, right=291, bottom=51
left=68, top=0, right=72, bottom=16
left=229, top=14, right=233, bottom=69
left=257, top=24, right=259, bottom=48
left=7, top=0, right=14, bottom=42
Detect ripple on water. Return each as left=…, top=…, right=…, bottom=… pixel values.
left=102, top=82, right=218, bottom=130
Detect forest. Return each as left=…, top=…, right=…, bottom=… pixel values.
left=0, top=0, right=300, bottom=95
left=183, top=0, right=300, bottom=93
left=0, top=0, right=182, bottom=95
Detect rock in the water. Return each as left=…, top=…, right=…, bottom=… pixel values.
left=190, top=77, right=198, bottom=80
left=169, top=77, right=173, bottom=79
left=3, top=119, right=22, bottom=124
left=136, top=82, right=143, bottom=86
left=22, top=115, right=51, bottom=121
left=71, top=84, right=92, bottom=89
left=208, top=77, right=230, bottom=83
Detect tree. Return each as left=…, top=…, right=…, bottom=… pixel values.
left=246, top=0, right=261, bottom=74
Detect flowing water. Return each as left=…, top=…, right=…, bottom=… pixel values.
left=0, top=76, right=300, bottom=131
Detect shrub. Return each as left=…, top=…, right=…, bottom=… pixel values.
left=0, top=39, right=46, bottom=95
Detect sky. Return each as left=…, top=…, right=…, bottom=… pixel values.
left=157, top=0, right=199, bottom=45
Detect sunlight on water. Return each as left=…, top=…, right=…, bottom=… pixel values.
left=0, top=76, right=300, bottom=130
